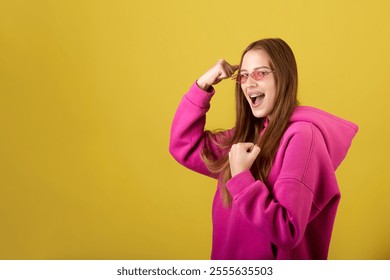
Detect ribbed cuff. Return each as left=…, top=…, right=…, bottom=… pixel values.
left=226, top=170, right=257, bottom=198
left=184, top=81, right=215, bottom=109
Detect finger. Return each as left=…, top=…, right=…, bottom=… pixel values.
left=251, top=145, right=261, bottom=156
left=217, top=69, right=230, bottom=80
left=219, top=60, right=239, bottom=77
left=247, top=145, right=260, bottom=161
left=221, top=60, right=237, bottom=69
left=218, top=58, right=226, bottom=64
left=227, top=64, right=240, bottom=76
left=231, top=142, right=253, bottom=152
left=240, top=142, right=256, bottom=152
left=210, top=67, right=228, bottom=83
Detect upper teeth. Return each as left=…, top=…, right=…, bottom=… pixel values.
left=249, top=93, right=264, bottom=97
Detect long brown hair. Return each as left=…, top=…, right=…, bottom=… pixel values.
left=201, top=38, right=299, bottom=207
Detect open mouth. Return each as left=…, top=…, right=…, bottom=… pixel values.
left=249, top=93, right=265, bottom=107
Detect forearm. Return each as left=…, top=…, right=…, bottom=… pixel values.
left=169, top=81, right=218, bottom=178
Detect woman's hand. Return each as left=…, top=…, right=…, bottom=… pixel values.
left=197, top=59, right=239, bottom=91
left=229, top=143, right=261, bottom=177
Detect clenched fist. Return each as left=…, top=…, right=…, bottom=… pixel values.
left=197, top=59, right=239, bottom=91
left=229, top=143, right=261, bottom=177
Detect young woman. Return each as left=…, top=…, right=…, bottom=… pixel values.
left=169, top=38, right=358, bottom=260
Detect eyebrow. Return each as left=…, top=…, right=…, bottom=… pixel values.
left=239, top=66, right=272, bottom=72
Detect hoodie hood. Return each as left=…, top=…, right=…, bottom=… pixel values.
left=290, top=106, right=359, bottom=170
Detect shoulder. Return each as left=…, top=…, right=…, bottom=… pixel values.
left=279, top=121, right=327, bottom=168
left=274, top=121, right=331, bottom=186
left=283, top=121, right=323, bottom=144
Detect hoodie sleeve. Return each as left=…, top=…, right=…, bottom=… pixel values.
left=226, top=122, right=333, bottom=250
left=169, top=81, right=230, bottom=179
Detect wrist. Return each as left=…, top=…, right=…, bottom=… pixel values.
left=231, top=167, right=248, bottom=177
left=196, top=79, right=210, bottom=92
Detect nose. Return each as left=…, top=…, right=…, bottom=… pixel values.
left=246, top=75, right=257, bottom=88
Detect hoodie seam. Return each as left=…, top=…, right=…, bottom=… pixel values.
left=277, top=177, right=321, bottom=211
left=302, top=123, right=315, bottom=183
left=297, top=106, right=358, bottom=132
left=185, top=93, right=211, bottom=110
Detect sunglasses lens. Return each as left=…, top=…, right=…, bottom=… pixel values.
left=235, top=70, right=272, bottom=84
left=239, top=75, right=247, bottom=84
left=252, top=71, right=264, bottom=80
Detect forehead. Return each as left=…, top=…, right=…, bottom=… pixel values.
left=241, top=49, right=271, bottom=71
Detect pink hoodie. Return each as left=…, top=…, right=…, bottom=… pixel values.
left=169, top=82, right=358, bottom=260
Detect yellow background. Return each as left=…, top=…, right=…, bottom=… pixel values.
left=0, top=0, right=389, bottom=259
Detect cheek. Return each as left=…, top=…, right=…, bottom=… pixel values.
left=268, top=88, right=277, bottom=105
left=266, top=79, right=277, bottom=96
left=269, top=85, right=277, bottom=98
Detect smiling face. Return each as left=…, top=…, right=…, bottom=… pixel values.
left=240, top=49, right=277, bottom=119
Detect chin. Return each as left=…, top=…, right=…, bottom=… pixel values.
left=252, top=111, right=267, bottom=119
left=251, top=109, right=268, bottom=118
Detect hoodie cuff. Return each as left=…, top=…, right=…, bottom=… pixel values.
left=226, top=170, right=257, bottom=199
left=184, top=81, right=215, bottom=109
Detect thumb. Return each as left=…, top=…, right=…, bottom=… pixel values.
left=249, top=145, right=261, bottom=159
left=242, top=142, right=256, bottom=152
